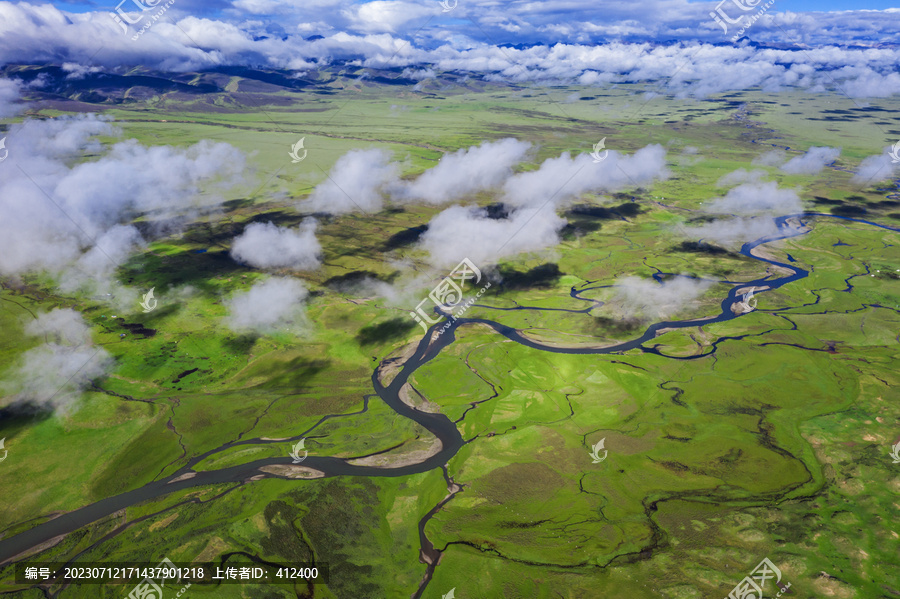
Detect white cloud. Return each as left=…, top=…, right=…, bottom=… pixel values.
left=610, top=275, right=713, bottom=319
left=0, top=77, right=22, bottom=118
left=852, top=148, right=899, bottom=185
left=0, top=114, right=245, bottom=287
left=705, top=181, right=802, bottom=215
left=419, top=203, right=567, bottom=268
left=224, top=277, right=310, bottom=333
left=684, top=178, right=803, bottom=246
left=682, top=216, right=782, bottom=245
left=230, top=220, right=322, bottom=270
left=1, top=1, right=900, bottom=99
left=23, top=308, right=94, bottom=346
left=501, top=144, right=669, bottom=208
left=780, top=146, right=841, bottom=175
left=344, top=0, right=435, bottom=34
left=306, top=148, right=398, bottom=214
left=394, top=138, right=532, bottom=205
left=63, top=225, right=145, bottom=292
left=61, top=62, right=103, bottom=80
left=2, top=309, right=112, bottom=413
left=416, top=143, right=669, bottom=266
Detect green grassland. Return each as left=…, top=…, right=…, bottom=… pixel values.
left=1, top=71, right=899, bottom=598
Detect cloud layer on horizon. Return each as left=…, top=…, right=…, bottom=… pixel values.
left=1, top=2, right=900, bottom=99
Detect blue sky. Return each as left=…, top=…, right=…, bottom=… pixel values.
left=696, top=0, right=898, bottom=8
left=35, top=0, right=900, bottom=15
left=761, top=0, right=898, bottom=8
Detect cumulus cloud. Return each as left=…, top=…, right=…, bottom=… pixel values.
left=682, top=216, right=782, bottom=245
left=0, top=113, right=246, bottom=297
left=224, top=277, right=310, bottom=333
left=501, top=144, right=670, bottom=208
left=394, top=139, right=532, bottom=204
left=852, top=148, right=899, bottom=185
left=230, top=220, right=321, bottom=270
left=779, top=146, right=841, bottom=175
left=2, top=309, right=112, bottom=413
left=416, top=144, right=668, bottom=266
left=306, top=148, right=398, bottom=214
left=609, top=276, right=713, bottom=319
left=705, top=181, right=802, bottom=215
left=419, top=203, right=567, bottom=268
left=684, top=179, right=803, bottom=246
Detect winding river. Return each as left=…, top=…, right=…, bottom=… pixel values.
left=1, top=211, right=898, bottom=596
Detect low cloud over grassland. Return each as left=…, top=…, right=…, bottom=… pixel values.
left=231, top=220, right=322, bottom=270
left=420, top=144, right=670, bottom=267
left=682, top=180, right=802, bottom=245
left=608, top=276, right=714, bottom=320
left=0, top=107, right=246, bottom=300
left=305, top=149, right=398, bottom=214
left=2, top=309, right=112, bottom=413
left=394, top=139, right=533, bottom=205
left=224, top=277, right=310, bottom=333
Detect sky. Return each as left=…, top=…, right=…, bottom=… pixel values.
left=26, top=0, right=900, bottom=15
left=1, top=0, right=899, bottom=62
left=0, top=1, right=897, bottom=101
left=734, top=0, right=897, bottom=8
left=0, top=0, right=896, bottom=102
